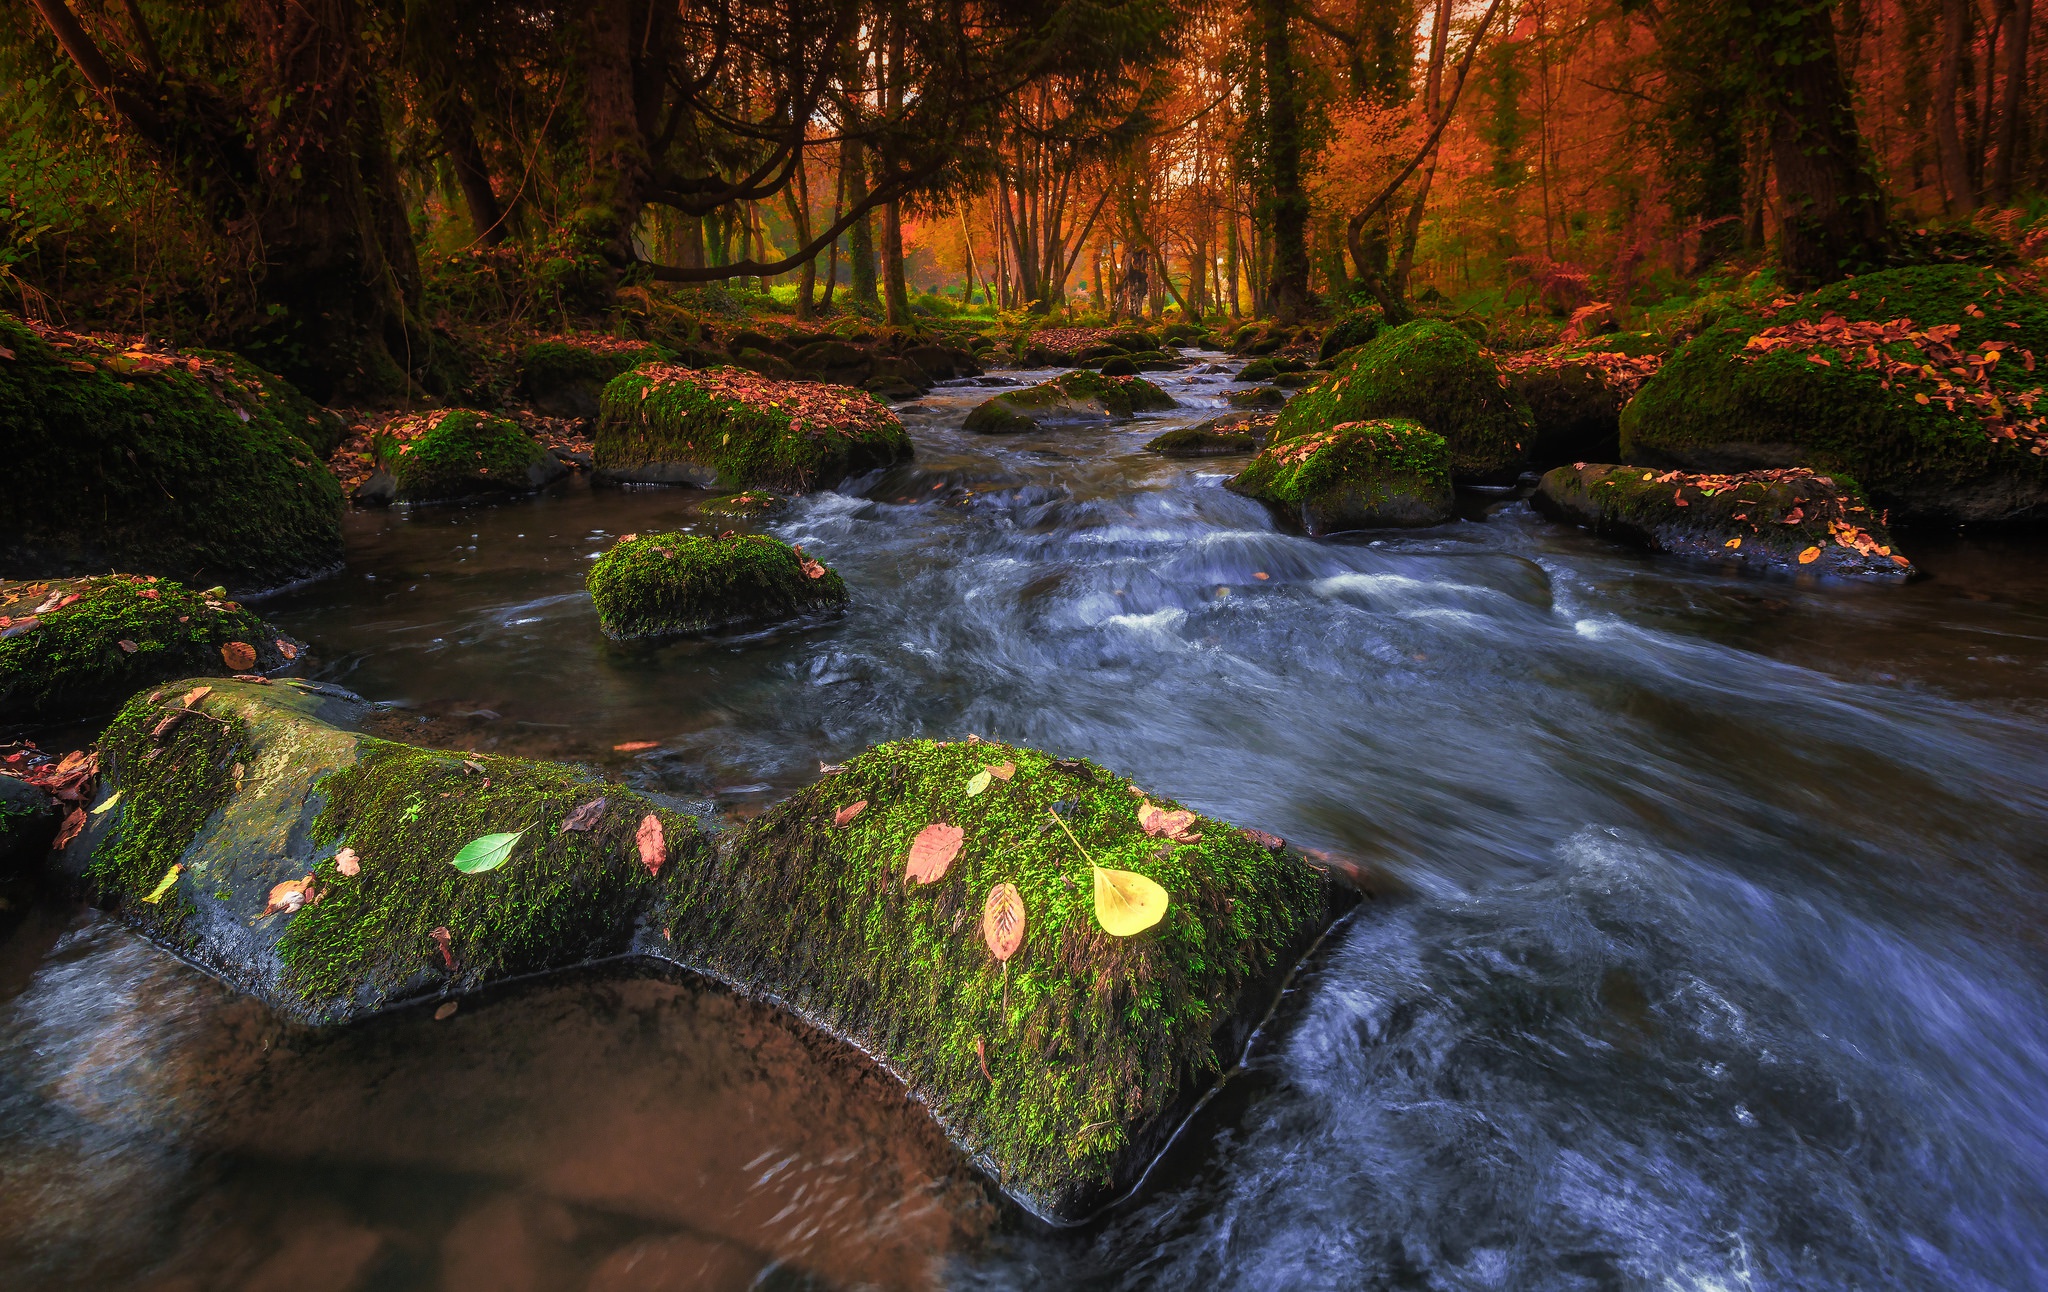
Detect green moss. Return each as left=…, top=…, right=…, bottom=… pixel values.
left=660, top=737, right=1329, bottom=1214
left=695, top=490, right=788, bottom=519
left=587, top=531, right=848, bottom=639
left=963, top=369, right=1178, bottom=433
left=1, top=575, right=295, bottom=721
left=1227, top=419, right=1454, bottom=533
left=1319, top=310, right=1382, bottom=360
left=1619, top=266, right=2048, bottom=520
left=386, top=410, right=555, bottom=503
left=0, top=314, right=344, bottom=593
left=517, top=340, right=660, bottom=398
left=277, top=742, right=703, bottom=1006
left=1272, top=320, right=1533, bottom=479
left=191, top=350, right=349, bottom=458
left=595, top=365, right=912, bottom=491
left=88, top=687, right=254, bottom=948
left=1145, top=415, right=1271, bottom=457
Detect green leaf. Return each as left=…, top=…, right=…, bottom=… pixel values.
left=450, top=831, right=524, bottom=874
left=965, top=769, right=992, bottom=796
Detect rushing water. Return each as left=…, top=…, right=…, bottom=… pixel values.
left=5, top=357, right=2048, bottom=1290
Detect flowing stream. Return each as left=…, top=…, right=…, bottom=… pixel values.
left=5, top=358, right=2048, bottom=1289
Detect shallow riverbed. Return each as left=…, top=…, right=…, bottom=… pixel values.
left=5, top=357, right=2048, bottom=1289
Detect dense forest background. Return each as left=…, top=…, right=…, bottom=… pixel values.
left=2, top=0, right=2043, bottom=400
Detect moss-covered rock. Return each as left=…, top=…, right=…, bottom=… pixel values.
left=695, top=490, right=788, bottom=519
left=1534, top=463, right=1914, bottom=579
left=961, top=370, right=1177, bottom=433
left=1271, top=320, right=1533, bottom=481
left=384, top=410, right=568, bottom=503
left=0, top=314, right=344, bottom=594
left=594, top=365, right=913, bottom=490
left=1227, top=385, right=1288, bottom=409
left=517, top=339, right=663, bottom=419
left=59, top=689, right=1352, bottom=1223
left=1145, top=413, right=1277, bottom=457
left=1501, top=346, right=1668, bottom=468
left=1233, top=356, right=1307, bottom=383
left=192, top=350, right=349, bottom=458
left=660, top=736, right=1350, bottom=1221
left=1, top=575, right=300, bottom=722
left=1620, top=265, right=2048, bottom=522
left=58, top=679, right=709, bottom=1020
left=1319, top=310, right=1382, bottom=361
left=1226, top=419, right=1454, bottom=534
left=586, top=532, right=847, bottom=639
left=1098, top=355, right=1139, bottom=377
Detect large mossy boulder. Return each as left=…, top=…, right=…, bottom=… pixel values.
left=962, top=370, right=1177, bottom=433
left=383, top=410, right=568, bottom=503
left=1, top=574, right=299, bottom=722
left=58, top=679, right=709, bottom=1023
left=0, top=314, right=344, bottom=594
left=1501, top=344, right=1667, bottom=468
left=517, top=339, right=662, bottom=420
left=1226, top=419, right=1454, bottom=534
left=1620, top=265, right=2048, bottom=523
left=62, top=687, right=1353, bottom=1223
left=594, top=364, right=912, bottom=490
left=1271, top=319, right=1533, bottom=481
left=1534, top=463, right=1914, bottom=579
left=1145, top=412, right=1277, bottom=457
left=587, top=532, right=847, bottom=639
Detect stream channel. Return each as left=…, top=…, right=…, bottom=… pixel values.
left=5, top=358, right=2048, bottom=1289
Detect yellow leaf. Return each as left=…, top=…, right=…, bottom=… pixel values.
left=1093, top=864, right=1168, bottom=936
left=91, top=790, right=123, bottom=814
left=966, top=769, right=992, bottom=796
left=1799, top=546, right=1822, bottom=564
left=141, top=863, right=183, bottom=905
left=1724, top=537, right=1741, bottom=549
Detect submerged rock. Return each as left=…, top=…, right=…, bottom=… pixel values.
left=384, top=410, right=569, bottom=503
left=0, top=313, right=344, bottom=595
left=1, top=574, right=300, bottom=722
left=694, top=490, right=788, bottom=519
left=962, top=370, right=1177, bottom=433
left=1534, top=463, right=1914, bottom=579
left=62, top=687, right=1353, bottom=1225
left=1620, top=266, right=2048, bottom=523
left=1145, top=413, right=1277, bottom=457
left=1226, top=419, right=1455, bottom=534
left=1272, top=319, right=1532, bottom=481
left=586, top=532, right=847, bottom=639
left=594, top=365, right=912, bottom=490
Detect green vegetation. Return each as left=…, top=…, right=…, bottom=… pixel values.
left=1227, top=419, right=1454, bottom=533
left=586, top=532, right=848, bottom=638
left=963, top=369, right=1179, bottom=433
left=1271, top=320, right=1532, bottom=480
left=696, top=490, right=789, bottom=519
left=595, top=365, right=912, bottom=490
left=0, top=575, right=295, bottom=721
left=517, top=339, right=665, bottom=418
left=384, top=410, right=563, bottom=503
left=1145, top=413, right=1275, bottom=457
left=1620, top=266, right=2048, bottom=522
left=660, top=736, right=1336, bottom=1219
left=0, top=314, right=344, bottom=593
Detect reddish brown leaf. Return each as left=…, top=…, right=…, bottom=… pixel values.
left=181, top=685, right=212, bottom=708
left=264, top=874, right=317, bottom=916
left=833, top=799, right=868, bottom=827
left=117, top=639, right=139, bottom=654
left=1138, top=802, right=1202, bottom=843
left=52, top=806, right=86, bottom=850
left=613, top=740, right=659, bottom=752
left=221, top=641, right=257, bottom=671
left=430, top=926, right=455, bottom=969
left=636, top=813, right=666, bottom=876
left=905, top=822, right=965, bottom=884
left=434, top=1001, right=459, bottom=1020
left=976, top=1036, right=991, bottom=1081
left=276, top=639, right=299, bottom=661
left=1239, top=827, right=1284, bottom=851
left=560, top=797, right=608, bottom=833
left=988, top=761, right=1016, bottom=781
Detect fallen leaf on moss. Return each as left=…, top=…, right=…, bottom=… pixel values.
left=636, top=813, right=666, bottom=877
left=1094, top=864, right=1169, bottom=936
left=833, top=800, right=867, bottom=826
left=990, top=761, right=1015, bottom=781
left=181, top=685, right=212, bottom=707
left=906, top=822, right=965, bottom=884
left=560, top=798, right=608, bottom=832
left=91, top=790, right=122, bottom=815
left=966, top=769, right=993, bottom=796
left=1138, top=802, right=1201, bottom=842
left=613, top=741, right=659, bottom=752
left=264, top=874, right=317, bottom=916
left=976, top=1036, right=991, bottom=1081
left=334, top=847, right=360, bottom=876
left=983, top=883, right=1026, bottom=961
left=221, top=642, right=257, bottom=671
left=619, top=533, right=637, bottom=543
left=1799, top=547, right=1822, bottom=564
left=1239, top=827, right=1283, bottom=850
left=141, top=863, right=183, bottom=904
left=117, top=640, right=138, bottom=654
left=451, top=831, right=524, bottom=874
left=431, top=926, right=455, bottom=969
left=800, top=558, right=827, bottom=579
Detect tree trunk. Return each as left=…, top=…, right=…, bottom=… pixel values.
left=575, top=0, right=652, bottom=282
left=1935, top=0, right=1978, bottom=212
left=882, top=200, right=910, bottom=323
left=1258, top=0, right=1311, bottom=322
left=443, top=92, right=507, bottom=245
left=1764, top=1, right=1890, bottom=286
left=844, top=140, right=879, bottom=305
left=1990, top=0, right=2032, bottom=201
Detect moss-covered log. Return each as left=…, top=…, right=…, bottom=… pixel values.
left=383, top=410, right=568, bottom=503
left=962, top=370, right=1178, bottom=433
left=1, top=575, right=300, bottom=722
left=1619, top=266, right=2048, bottom=523
left=586, top=532, right=847, bottom=638
left=0, top=315, right=344, bottom=594
left=1227, top=420, right=1454, bottom=534
left=594, top=364, right=912, bottom=490
left=1534, top=463, right=1914, bottom=579
left=1271, top=320, right=1532, bottom=481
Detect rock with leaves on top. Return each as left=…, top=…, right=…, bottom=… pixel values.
left=1226, top=419, right=1455, bottom=534
left=382, top=409, right=569, bottom=503
left=962, top=369, right=1178, bottom=433
left=586, top=531, right=847, bottom=639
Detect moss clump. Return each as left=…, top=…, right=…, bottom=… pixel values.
left=279, top=742, right=703, bottom=1007
left=1, top=575, right=298, bottom=721
left=384, top=409, right=563, bottom=503
left=962, top=370, right=1178, bottom=433
left=1145, top=413, right=1276, bottom=457
left=1319, top=310, right=1382, bottom=360
left=1620, top=266, right=2048, bottom=522
left=191, top=350, right=349, bottom=458
left=517, top=339, right=663, bottom=419
left=1227, top=419, right=1454, bottom=534
left=0, top=314, right=344, bottom=593
left=696, top=490, right=788, bottom=519
left=659, top=737, right=1337, bottom=1221
left=1535, top=463, right=1913, bottom=579
left=88, top=686, right=254, bottom=948
left=587, top=531, right=848, bottom=639
left=1272, top=320, right=1533, bottom=480
left=595, top=364, right=912, bottom=491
